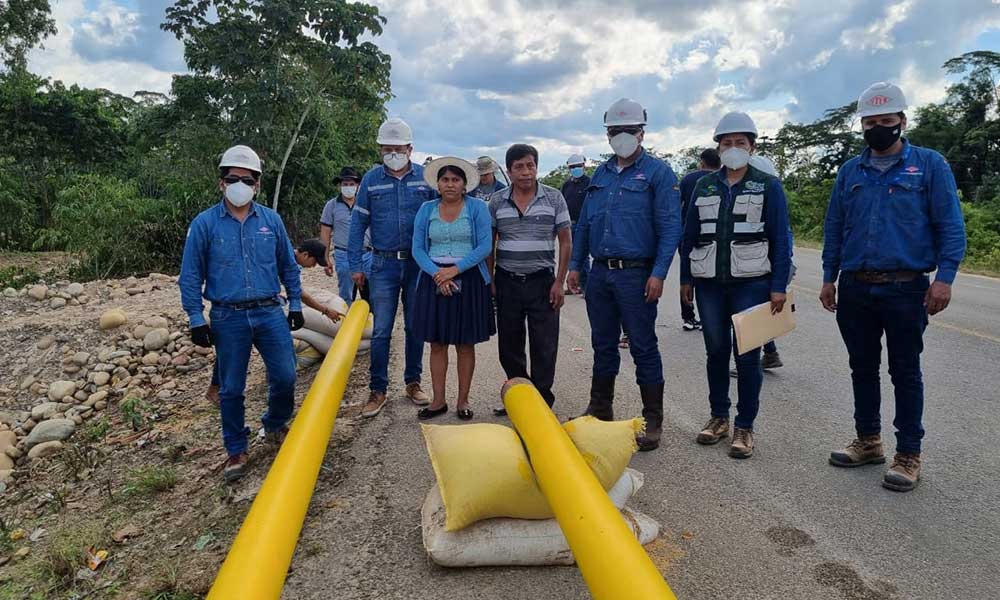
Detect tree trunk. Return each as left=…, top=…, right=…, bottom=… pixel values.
left=272, top=103, right=313, bottom=212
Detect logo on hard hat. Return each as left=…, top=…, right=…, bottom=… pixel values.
left=617, top=111, right=627, bottom=116
left=869, top=95, right=891, bottom=106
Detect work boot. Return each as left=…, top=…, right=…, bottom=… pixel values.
left=636, top=384, right=664, bottom=452
left=362, top=391, right=387, bottom=418
left=405, top=382, right=430, bottom=406
left=883, top=452, right=921, bottom=492
left=696, top=416, right=730, bottom=445
left=263, top=426, right=290, bottom=447
left=582, top=376, right=615, bottom=421
left=223, top=452, right=249, bottom=482
left=762, top=351, right=783, bottom=370
left=829, top=433, right=885, bottom=467
left=729, top=427, right=754, bottom=458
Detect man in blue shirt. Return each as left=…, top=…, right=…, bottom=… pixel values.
left=179, top=145, right=304, bottom=482
left=320, top=166, right=371, bottom=304
left=822, top=82, right=967, bottom=492
left=676, top=148, right=720, bottom=331
left=561, top=153, right=590, bottom=295
left=567, top=98, right=683, bottom=451
left=471, top=156, right=506, bottom=200
left=348, top=118, right=436, bottom=417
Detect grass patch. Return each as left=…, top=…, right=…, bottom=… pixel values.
left=0, top=265, right=41, bottom=290
left=123, top=466, right=178, bottom=497
left=84, top=417, right=111, bottom=442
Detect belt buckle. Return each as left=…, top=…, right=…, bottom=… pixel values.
left=396, top=251, right=409, bottom=260
left=608, top=259, right=624, bottom=270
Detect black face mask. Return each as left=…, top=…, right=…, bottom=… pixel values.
left=864, top=124, right=902, bottom=152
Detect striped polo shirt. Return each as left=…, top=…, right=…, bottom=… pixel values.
left=489, top=182, right=571, bottom=274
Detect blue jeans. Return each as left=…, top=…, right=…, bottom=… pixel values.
left=836, top=273, right=929, bottom=454
left=368, top=255, right=423, bottom=393
left=209, top=304, right=297, bottom=456
left=585, top=263, right=663, bottom=385
left=335, top=248, right=371, bottom=305
left=694, top=278, right=770, bottom=429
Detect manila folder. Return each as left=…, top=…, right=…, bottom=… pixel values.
left=731, top=292, right=795, bottom=355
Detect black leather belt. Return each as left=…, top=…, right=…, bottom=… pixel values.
left=334, top=246, right=372, bottom=252
left=849, top=270, right=922, bottom=284
left=596, top=258, right=653, bottom=270
left=496, top=267, right=554, bottom=282
left=374, top=249, right=410, bottom=260
left=215, top=299, right=280, bottom=310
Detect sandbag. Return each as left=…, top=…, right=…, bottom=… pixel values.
left=292, top=338, right=322, bottom=369
left=421, top=472, right=659, bottom=567
left=422, top=419, right=642, bottom=531
left=563, top=416, right=643, bottom=490
left=301, top=291, right=349, bottom=338
left=292, top=329, right=370, bottom=356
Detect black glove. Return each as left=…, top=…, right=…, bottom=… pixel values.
left=191, top=325, right=213, bottom=348
left=287, top=310, right=304, bottom=331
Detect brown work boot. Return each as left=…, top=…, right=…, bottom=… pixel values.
left=362, top=391, right=387, bottom=418
left=223, top=452, right=248, bottom=482
left=635, top=384, right=664, bottom=452
left=263, top=426, right=289, bottom=447
left=405, top=382, right=430, bottom=406
left=883, top=452, right=921, bottom=492
left=206, top=384, right=220, bottom=404
left=581, top=376, right=615, bottom=421
left=696, top=416, right=730, bottom=445
left=729, top=427, right=754, bottom=458
left=829, top=433, right=885, bottom=467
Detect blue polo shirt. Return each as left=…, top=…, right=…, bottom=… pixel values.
left=822, top=140, right=966, bottom=284
left=179, top=201, right=302, bottom=327
left=569, top=149, right=683, bottom=279
left=348, top=163, right=437, bottom=272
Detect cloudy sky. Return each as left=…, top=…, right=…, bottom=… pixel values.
left=27, top=0, right=1000, bottom=172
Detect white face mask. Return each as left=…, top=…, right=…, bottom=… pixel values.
left=609, top=132, right=639, bottom=158
left=383, top=152, right=409, bottom=171
left=720, top=147, right=751, bottom=170
left=341, top=185, right=357, bottom=199
left=225, top=181, right=255, bottom=207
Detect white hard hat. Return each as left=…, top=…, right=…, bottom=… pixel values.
left=376, top=117, right=413, bottom=145
left=604, top=98, right=647, bottom=127
left=219, top=145, right=262, bottom=174
left=748, top=154, right=778, bottom=177
left=857, top=82, right=907, bottom=118
left=567, top=154, right=586, bottom=166
left=714, top=112, right=758, bottom=142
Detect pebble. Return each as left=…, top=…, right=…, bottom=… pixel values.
left=27, top=440, right=64, bottom=460
left=5, top=446, right=23, bottom=460
left=141, top=366, right=158, bottom=374
left=28, top=285, right=48, bottom=301
left=94, top=400, right=108, bottom=411
left=73, top=390, right=88, bottom=401
left=36, top=336, right=56, bottom=350
left=144, top=316, right=170, bottom=330
left=110, top=288, right=128, bottom=300
left=71, top=352, right=90, bottom=366
left=143, top=328, right=170, bottom=351
left=133, top=324, right=152, bottom=340
left=126, top=287, right=143, bottom=295
left=193, top=346, right=213, bottom=356
left=0, top=453, right=13, bottom=470
left=24, top=419, right=76, bottom=448
left=141, top=352, right=161, bottom=366
left=3, top=287, right=16, bottom=298
left=19, top=375, right=35, bottom=390
left=92, top=372, right=111, bottom=385
left=50, top=297, right=67, bottom=309
left=171, top=355, right=190, bottom=366
left=85, top=391, right=108, bottom=407
left=47, top=381, right=78, bottom=402
left=0, top=430, right=16, bottom=450
left=66, top=282, right=84, bottom=297
left=22, top=419, right=36, bottom=433
left=62, top=364, right=81, bottom=375
left=30, top=402, right=60, bottom=421
left=99, top=309, right=128, bottom=330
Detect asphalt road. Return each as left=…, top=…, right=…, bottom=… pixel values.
left=283, top=248, right=1000, bottom=600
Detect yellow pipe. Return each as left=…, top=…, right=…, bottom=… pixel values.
left=502, top=378, right=677, bottom=600
left=207, top=301, right=371, bottom=600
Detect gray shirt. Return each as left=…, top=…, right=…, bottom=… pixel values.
left=320, top=196, right=369, bottom=250
left=489, top=182, right=571, bottom=274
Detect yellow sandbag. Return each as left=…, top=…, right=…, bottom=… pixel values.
left=422, top=417, right=643, bottom=531
left=422, top=424, right=551, bottom=531
left=292, top=338, right=322, bottom=369
left=563, top=416, right=643, bottom=490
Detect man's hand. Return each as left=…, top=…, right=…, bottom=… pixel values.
left=820, top=283, right=837, bottom=312
left=680, top=283, right=694, bottom=306
left=287, top=311, right=304, bottom=331
left=549, top=280, right=565, bottom=310
left=191, top=325, right=213, bottom=348
left=925, top=280, right=952, bottom=315
left=324, top=263, right=334, bottom=277
left=351, top=272, right=366, bottom=288
left=644, top=276, right=664, bottom=303
left=323, top=307, right=343, bottom=322
left=567, top=270, right=581, bottom=294
left=770, top=292, right=787, bottom=314
left=433, top=266, right=460, bottom=285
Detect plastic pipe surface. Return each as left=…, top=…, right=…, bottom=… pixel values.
left=502, top=378, right=677, bottom=600
left=207, top=301, right=370, bottom=600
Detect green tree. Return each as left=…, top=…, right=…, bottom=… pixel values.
left=0, top=0, right=56, bottom=70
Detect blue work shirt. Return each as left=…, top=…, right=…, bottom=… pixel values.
left=569, top=149, right=682, bottom=279
left=822, top=140, right=966, bottom=284
left=348, top=162, right=436, bottom=273
left=179, top=200, right=302, bottom=328
left=679, top=169, right=713, bottom=224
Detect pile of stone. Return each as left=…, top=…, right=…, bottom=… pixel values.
left=2, top=273, right=176, bottom=309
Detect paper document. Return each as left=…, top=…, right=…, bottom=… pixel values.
left=731, top=293, right=796, bottom=355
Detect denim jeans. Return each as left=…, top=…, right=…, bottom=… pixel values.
left=368, top=255, right=423, bottom=393
left=694, top=278, right=770, bottom=429
left=836, top=273, right=929, bottom=453
left=335, top=248, right=371, bottom=305
left=585, top=263, right=663, bottom=386
left=209, top=304, right=297, bottom=456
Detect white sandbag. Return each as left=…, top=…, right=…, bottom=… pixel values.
left=422, top=469, right=659, bottom=567
left=292, top=328, right=370, bottom=356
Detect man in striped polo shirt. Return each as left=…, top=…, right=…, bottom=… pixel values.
left=488, top=144, right=573, bottom=415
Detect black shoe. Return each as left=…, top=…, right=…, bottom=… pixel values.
left=762, top=351, right=783, bottom=370
left=417, top=404, right=448, bottom=420
left=492, top=406, right=507, bottom=417
left=582, top=376, right=615, bottom=421
left=682, top=318, right=701, bottom=331
left=636, top=383, right=664, bottom=451
left=457, top=408, right=474, bottom=420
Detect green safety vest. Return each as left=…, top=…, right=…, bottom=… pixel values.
left=688, top=165, right=774, bottom=283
